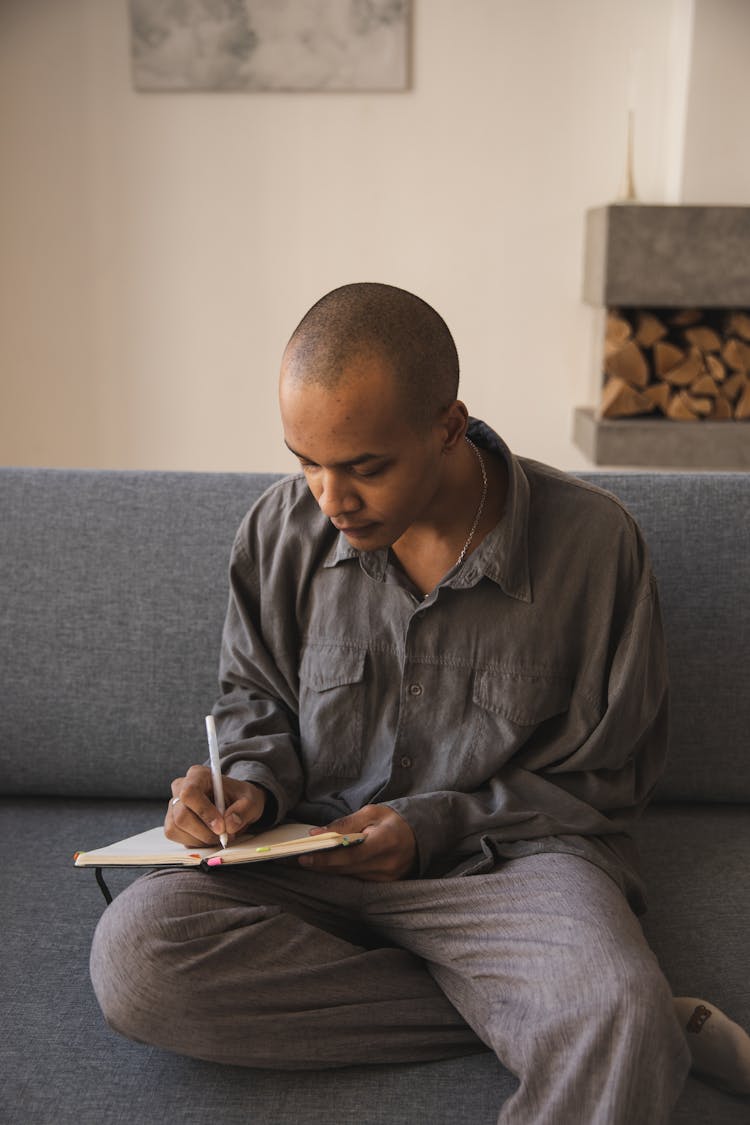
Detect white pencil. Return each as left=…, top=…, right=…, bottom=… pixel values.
left=205, top=714, right=228, bottom=848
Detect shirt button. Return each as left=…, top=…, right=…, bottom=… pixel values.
left=400, top=756, right=412, bottom=769
left=408, top=683, right=423, bottom=696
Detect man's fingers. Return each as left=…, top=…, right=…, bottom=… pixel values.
left=166, top=766, right=224, bottom=844
left=318, top=806, right=404, bottom=843
left=298, top=834, right=393, bottom=881
left=177, top=778, right=225, bottom=832
left=166, top=799, right=219, bottom=846
left=314, top=808, right=374, bottom=836
left=165, top=772, right=268, bottom=845
left=223, top=794, right=260, bottom=836
left=301, top=805, right=416, bottom=881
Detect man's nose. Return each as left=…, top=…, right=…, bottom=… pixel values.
left=316, top=471, right=360, bottom=519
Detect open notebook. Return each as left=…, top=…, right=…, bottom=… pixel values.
left=74, top=822, right=364, bottom=870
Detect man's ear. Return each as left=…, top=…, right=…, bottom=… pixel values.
left=439, top=400, right=469, bottom=453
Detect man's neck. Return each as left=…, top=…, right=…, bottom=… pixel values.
left=391, top=445, right=508, bottom=597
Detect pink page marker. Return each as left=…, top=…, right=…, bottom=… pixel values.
left=206, top=856, right=223, bottom=867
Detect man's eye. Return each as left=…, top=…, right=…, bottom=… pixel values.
left=297, top=461, right=384, bottom=478
left=352, top=464, right=385, bottom=479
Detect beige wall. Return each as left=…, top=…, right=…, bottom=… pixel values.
left=1, top=0, right=747, bottom=473
left=681, top=0, right=750, bottom=204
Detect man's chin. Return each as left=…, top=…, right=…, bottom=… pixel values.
left=338, top=522, right=381, bottom=547
left=333, top=521, right=394, bottom=550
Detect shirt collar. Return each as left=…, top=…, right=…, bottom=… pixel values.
left=321, top=418, right=532, bottom=602
left=322, top=527, right=393, bottom=579
left=452, top=419, right=532, bottom=603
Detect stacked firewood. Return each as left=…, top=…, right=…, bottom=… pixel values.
left=601, top=308, right=750, bottom=421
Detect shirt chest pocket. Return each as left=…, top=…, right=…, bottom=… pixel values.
left=470, top=669, right=571, bottom=768
left=298, top=645, right=367, bottom=779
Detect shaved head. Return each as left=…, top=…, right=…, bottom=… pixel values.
left=282, top=282, right=460, bottom=429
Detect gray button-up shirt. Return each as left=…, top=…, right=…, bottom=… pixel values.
left=215, top=420, right=668, bottom=910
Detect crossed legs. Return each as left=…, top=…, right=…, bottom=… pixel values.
left=89, top=863, right=481, bottom=1068
left=90, top=853, right=690, bottom=1123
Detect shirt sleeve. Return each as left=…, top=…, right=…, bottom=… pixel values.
left=385, top=533, right=669, bottom=877
left=212, top=520, right=305, bottom=825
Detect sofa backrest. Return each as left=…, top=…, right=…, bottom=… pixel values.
left=1, top=468, right=747, bottom=803
left=0, top=469, right=278, bottom=799
left=579, top=471, right=748, bottom=802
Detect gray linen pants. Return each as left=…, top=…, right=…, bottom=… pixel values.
left=90, top=852, right=690, bottom=1124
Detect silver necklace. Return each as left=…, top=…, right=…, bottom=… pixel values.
left=456, top=437, right=488, bottom=568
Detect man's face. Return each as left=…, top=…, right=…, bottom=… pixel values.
left=279, top=353, right=446, bottom=552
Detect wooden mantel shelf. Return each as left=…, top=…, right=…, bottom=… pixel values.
left=573, top=407, right=750, bottom=469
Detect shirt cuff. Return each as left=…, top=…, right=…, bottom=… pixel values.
left=224, top=762, right=288, bottom=827
left=384, top=795, right=451, bottom=876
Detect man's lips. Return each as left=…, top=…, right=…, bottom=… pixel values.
left=333, top=521, right=377, bottom=534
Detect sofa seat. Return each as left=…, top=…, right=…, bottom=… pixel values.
left=2, top=796, right=747, bottom=1125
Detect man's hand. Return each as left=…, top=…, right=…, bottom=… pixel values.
left=165, top=765, right=267, bottom=846
left=299, top=805, right=417, bottom=882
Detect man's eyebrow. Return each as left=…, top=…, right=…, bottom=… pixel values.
left=284, top=442, right=386, bottom=468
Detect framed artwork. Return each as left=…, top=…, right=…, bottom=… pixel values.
left=129, top=0, right=412, bottom=92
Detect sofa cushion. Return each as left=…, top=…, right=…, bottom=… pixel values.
left=1, top=796, right=747, bottom=1124
left=580, top=473, right=749, bottom=802
left=0, top=469, right=281, bottom=798
left=634, top=801, right=750, bottom=1014
left=2, top=469, right=748, bottom=803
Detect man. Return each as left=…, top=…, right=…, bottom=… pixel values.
left=91, top=282, right=692, bottom=1122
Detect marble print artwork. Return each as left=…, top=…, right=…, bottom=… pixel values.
left=129, top=0, right=411, bottom=92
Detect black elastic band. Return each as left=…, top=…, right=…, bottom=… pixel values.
left=95, top=867, right=113, bottom=906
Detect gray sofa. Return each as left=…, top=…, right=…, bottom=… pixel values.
left=1, top=466, right=748, bottom=1125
